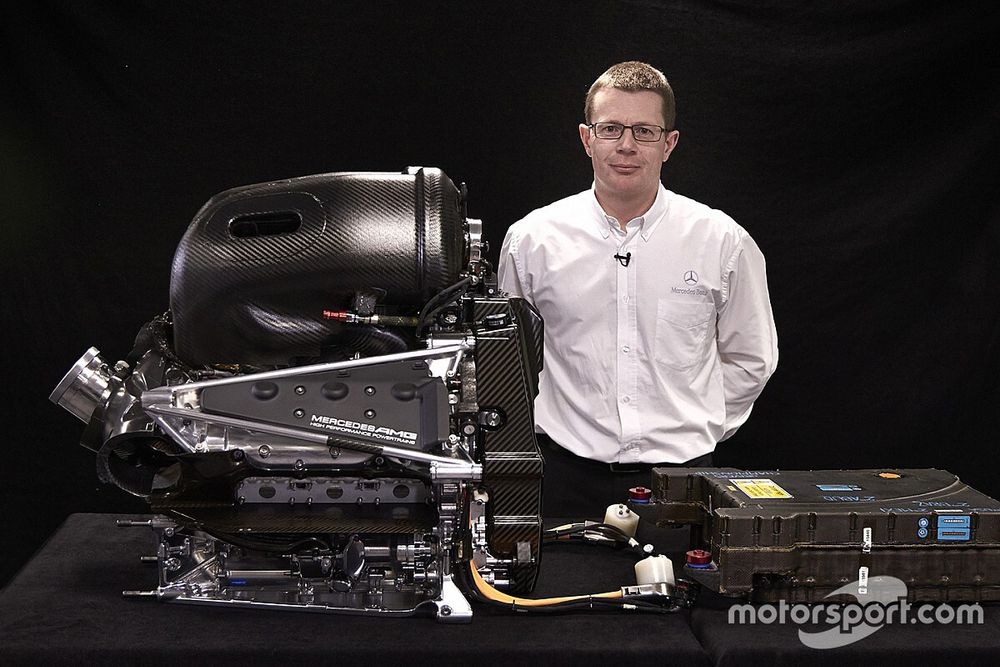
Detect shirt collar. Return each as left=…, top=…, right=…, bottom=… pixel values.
left=589, top=184, right=669, bottom=241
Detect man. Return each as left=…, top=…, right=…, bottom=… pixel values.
left=498, top=61, right=778, bottom=516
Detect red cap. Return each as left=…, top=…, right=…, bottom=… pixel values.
left=686, top=549, right=712, bottom=565
left=628, top=486, right=652, bottom=502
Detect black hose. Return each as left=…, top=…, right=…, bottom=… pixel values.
left=415, top=277, right=472, bottom=337
left=338, top=325, right=411, bottom=357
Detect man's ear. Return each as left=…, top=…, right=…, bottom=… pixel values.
left=662, top=129, right=680, bottom=162
left=579, top=123, right=593, bottom=157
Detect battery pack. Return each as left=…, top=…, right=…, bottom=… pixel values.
left=630, top=468, right=1000, bottom=602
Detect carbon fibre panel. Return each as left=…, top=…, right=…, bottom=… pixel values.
left=171, top=168, right=464, bottom=366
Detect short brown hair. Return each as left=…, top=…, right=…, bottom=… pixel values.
left=584, top=61, right=675, bottom=129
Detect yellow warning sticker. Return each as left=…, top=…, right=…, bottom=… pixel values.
left=731, top=479, right=793, bottom=499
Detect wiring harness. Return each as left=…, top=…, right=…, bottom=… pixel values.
left=459, top=520, right=698, bottom=614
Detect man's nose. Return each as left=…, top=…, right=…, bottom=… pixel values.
left=617, top=129, right=638, bottom=151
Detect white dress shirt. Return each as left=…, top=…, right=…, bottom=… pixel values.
left=498, top=184, right=778, bottom=463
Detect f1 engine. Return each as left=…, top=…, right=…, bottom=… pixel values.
left=51, top=167, right=545, bottom=622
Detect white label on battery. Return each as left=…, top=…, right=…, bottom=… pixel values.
left=862, top=526, right=873, bottom=554
left=858, top=566, right=869, bottom=595
left=731, top=479, right=793, bottom=499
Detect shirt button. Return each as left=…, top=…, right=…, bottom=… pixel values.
left=622, top=346, right=630, bottom=353
left=623, top=295, right=629, bottom=303
left=621, top=396, right=630, bottom=403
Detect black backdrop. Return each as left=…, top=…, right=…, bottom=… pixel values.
left=2, top=2, right=998, bottom=586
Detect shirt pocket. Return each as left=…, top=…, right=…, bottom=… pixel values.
left=654, top=299, right=716, bottom=371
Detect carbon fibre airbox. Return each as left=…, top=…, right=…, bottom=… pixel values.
left=170, top=167, right=465, bottom=366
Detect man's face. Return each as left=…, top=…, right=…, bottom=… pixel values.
left=579, top=88, right=679, bottom=204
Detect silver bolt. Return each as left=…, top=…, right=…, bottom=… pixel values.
left=295, top=385, right=306, bottom=395
left=258, top=444, right=272, bottom=459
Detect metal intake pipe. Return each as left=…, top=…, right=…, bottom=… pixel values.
left=49, top=347, right=112, bottom=423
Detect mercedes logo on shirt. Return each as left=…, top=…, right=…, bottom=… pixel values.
left=683, top=270, right=699, bottom=285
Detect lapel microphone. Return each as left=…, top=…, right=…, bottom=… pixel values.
left=614, top=252, right=632, bottom=267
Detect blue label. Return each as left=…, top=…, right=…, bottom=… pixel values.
left=816, top=484, right=862, bottom=492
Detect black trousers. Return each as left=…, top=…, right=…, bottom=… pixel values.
left=537, top=434, right=714, bottom=518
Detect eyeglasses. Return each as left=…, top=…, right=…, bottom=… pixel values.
left=588, top=122, right=666, bottom=142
